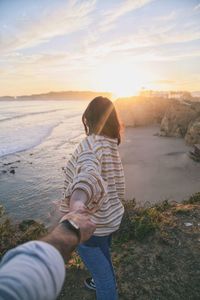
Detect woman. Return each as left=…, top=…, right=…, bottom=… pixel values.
left=60, top=96, right=125, bottom=300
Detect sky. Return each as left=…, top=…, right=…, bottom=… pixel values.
left=0, top=0, right=200, bottom=97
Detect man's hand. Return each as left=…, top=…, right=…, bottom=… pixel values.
left=60, top=211, right=96, bottom=243
left=42, top=211, right=96, bottom=261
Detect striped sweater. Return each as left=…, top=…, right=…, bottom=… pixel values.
left=60, top=134, right=125, bottom=236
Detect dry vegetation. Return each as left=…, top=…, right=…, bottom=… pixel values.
left=0, top=193, right=200, bottom=300
left=0, top=208, right=47, bottom=258
left=59, top=193, right=200, bottom=300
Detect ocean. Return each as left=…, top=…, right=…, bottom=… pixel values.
left=0, top=100, right=89, bottom=224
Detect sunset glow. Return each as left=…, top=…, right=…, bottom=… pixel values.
left=0, top=0, right=200, bottom=96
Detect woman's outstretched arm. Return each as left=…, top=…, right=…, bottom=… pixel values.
left=68, top=149, right=107, bottom=213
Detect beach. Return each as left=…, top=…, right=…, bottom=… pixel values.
left=120, top=126, right=200, bottom=205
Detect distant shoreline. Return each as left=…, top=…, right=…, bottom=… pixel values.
left=1, top=91, right=200, bottom=102
left=0, top=99, right=90, bottom=102
left=0, top=90, right=113, bottom=101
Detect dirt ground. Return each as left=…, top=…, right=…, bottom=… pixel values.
left=58, top=201, right=200, bottom=300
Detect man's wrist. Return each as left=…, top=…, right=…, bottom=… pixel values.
left=41, top=223, right=79, bottom=262
left=60, top=219, right=81, bottom=243
left=58, top=223, right=79, bottom=247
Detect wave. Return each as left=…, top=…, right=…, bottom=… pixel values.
left=0, top=122, right=61, bottom=158
left=0, top=108, right=67, bottom=123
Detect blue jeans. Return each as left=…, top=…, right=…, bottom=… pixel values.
left=77, top=234, right=118, bottom=300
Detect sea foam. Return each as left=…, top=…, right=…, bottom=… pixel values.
left=0, top=123, right=60, bottom=157
left=0, top=100, right=87, bottom=158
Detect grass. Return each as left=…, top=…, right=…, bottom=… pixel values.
left=0, top=205, right=47, bottom=258
left=0, top=193, right=200, bottom=299
left=183, top=192, right=200, bottom=204
left=115, top=198, right=172, bottom=243
left=63, top=193, right=200, bottom=299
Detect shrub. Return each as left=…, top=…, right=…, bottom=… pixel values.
left=183, top=192, right=200, bottom=204
left=0, top=207, right=47, bottom=258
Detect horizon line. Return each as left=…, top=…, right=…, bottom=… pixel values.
left=0, top=88, right=200, bottom=99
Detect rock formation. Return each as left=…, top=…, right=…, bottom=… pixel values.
left=160, top=102, right=199, bottom=137
left=185, top=117, right=200, bottom=145
left=115, top=97, right=171, bottom=127
left=160, top=101, right=200, bottom=144
left=115, top=96, right=200, bottom=145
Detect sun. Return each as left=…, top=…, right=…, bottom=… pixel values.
left=91, top=62, right=151, bottom=99
left=111, top=85, right=139, bottom=99
left=108, top=68, right=146, bottom=98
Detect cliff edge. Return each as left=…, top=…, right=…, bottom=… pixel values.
left=115, top=97, right=200, bottom=145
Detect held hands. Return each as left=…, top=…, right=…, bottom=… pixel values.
left=60, top=211, right=96, bottom=243
left=59, top=189, right=95, bottom=243
left=41, top=206, right=95, bottom=262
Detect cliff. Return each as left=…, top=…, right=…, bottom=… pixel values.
left=115, top=97, right=200, bottom=145
left=185, top=117, right=200, bottom=144
left=160, top=101, right=200, bottom=144
left=1, top=193, right=200, bottom=300
left=160, top=102, right=200, bottom=137
left=59, top=194, right=200, bottom=300
left=115, top=96, right=171, bottom=127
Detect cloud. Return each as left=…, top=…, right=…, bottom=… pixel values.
left=107, top=41, right=200, bottom=62
left=194, top=3, right=200, bottom=11
left=155, top=10, right=176, bottom=21
left=76, top=34, right=200, bottom=65
left=101, top=0, right=154, bottom=30
left=72, top=1, right=200, bottom=64
left=86, top=19, right=200, bottom=61
left=1, top=0, right=200, bottom=96
left=0, top=49, right=95, bottom=81
left=0, top=0, right=96, bottom=53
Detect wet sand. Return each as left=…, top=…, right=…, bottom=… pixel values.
left=119, top=126, right=200, bottom=206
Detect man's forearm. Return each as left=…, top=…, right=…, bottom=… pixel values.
left=0, top=241, right=66, bottom=300
left=0, top=211, right=96, bottom=300
left=41, top=223, right=79, bottom=261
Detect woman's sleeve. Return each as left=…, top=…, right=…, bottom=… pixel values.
left=60, top=156, right=76, bottom=213
left=70, top=149, right=107, bottom=211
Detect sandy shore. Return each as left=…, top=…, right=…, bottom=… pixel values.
left=119, top=126, right=200, bottom=206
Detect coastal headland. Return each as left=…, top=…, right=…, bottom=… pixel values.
left=115, top=95, right=200, bottom=205
left=0, top=95, right=199, bottom=299
left=1, top=94, right=200, bottom=214
left=115, top=96, right=200, bottom=145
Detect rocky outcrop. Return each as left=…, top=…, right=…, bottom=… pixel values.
left=115, top=97, right=200, bottom=145
left=115, top=97, right=171, bottom=127
left=185, top=117, right=200, bottom=145
left=160, top=102, right=200, bottom=139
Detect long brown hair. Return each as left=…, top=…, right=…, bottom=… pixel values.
left=82, top=96, right=122, bottom=145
